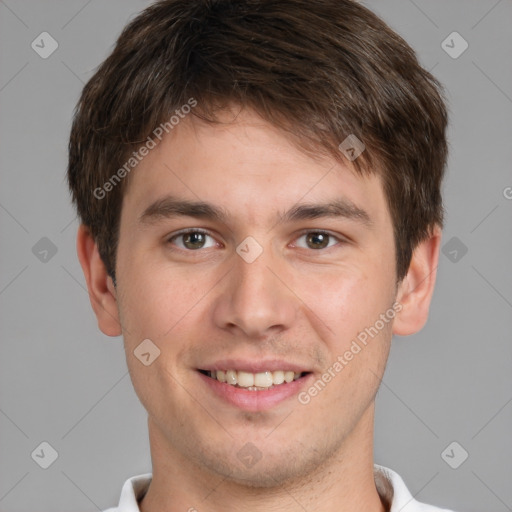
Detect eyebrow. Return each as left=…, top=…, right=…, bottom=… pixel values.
left=140, top=196, right=230, bottom=224
left=279, top=200, right=372, bottom=226
left=139, top=195, right=372, bottom=227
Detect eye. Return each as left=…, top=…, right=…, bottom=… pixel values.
left=293, top=231, right=341, bottom=250
left=167, top=229, right=217, bottom=250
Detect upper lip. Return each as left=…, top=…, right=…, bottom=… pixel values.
left=198, top=359, right=311, bottom=374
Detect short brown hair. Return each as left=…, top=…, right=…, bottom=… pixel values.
left=67, top=0, right=448, bottom=282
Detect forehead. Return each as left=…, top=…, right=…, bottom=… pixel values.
left=120, top=108, right=389, bottom=230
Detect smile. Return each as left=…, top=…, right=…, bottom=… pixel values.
left=200, top=369, right=307, bottom=390
left=197, top=367, right=313, bottom=411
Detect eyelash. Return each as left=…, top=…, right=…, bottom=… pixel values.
left=166, top=228, right=345, bottom=252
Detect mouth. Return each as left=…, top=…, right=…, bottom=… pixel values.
left=197, top=367, right=313, bottom=411
left=198, top=369, right=310, bottom=391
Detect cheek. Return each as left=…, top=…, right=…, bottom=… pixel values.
left=117, top=252, right=214, bottom=341
left=295, top=262, right=393, bottom=347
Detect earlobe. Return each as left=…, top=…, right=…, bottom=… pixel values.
left=393, top=226, right=441, bottom=336
left=76, top=225, right=123, bottom=337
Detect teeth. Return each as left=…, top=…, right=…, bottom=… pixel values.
left=226, top=370, right=237, bottom=385
left=207, top=369, right=304, bottom=389
left=254, top=371, right=273, bottom=387
left=237, top=371, right=254, bottom=388
left=273, top=370, right=285, bottom=385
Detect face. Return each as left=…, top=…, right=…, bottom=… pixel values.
left=113, top=108, right=399, bottom=486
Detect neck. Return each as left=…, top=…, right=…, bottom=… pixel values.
left=140, top=405, right=385, bottom=512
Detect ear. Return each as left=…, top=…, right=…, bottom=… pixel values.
left=393, top=226, right=441, bottom=336
left=76, top=224, right=122, bottom=337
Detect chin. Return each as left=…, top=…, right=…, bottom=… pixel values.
left=195, top=443, right=333, bottom=489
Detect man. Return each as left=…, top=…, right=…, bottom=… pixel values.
left=67, top=0, right=455, bottom=510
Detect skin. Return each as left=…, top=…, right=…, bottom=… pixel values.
left=77, top=107, right=440, bottom=512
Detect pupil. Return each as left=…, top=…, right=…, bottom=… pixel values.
left=307, top=233, right=328, bottom=249
left=184, top=232, right=205, bottom=249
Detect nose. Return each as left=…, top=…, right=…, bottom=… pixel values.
left=212, top=241, right=297, bottom=339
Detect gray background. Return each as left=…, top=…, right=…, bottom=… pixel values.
left=0, top=0, right=511, bottom=510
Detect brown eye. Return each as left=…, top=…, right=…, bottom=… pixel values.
left=169, top=230, right=216, bottom=250
left=293, top=230, right=345, bottom=251
left=183, top=232, right=207, bottom=249
left=305, top=232, right=330, bottom=249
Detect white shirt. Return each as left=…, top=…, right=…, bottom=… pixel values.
left=104, top=464, right=456, bottom=512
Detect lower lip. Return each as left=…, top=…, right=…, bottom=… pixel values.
left=198, top=371, right=313, bottom=412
